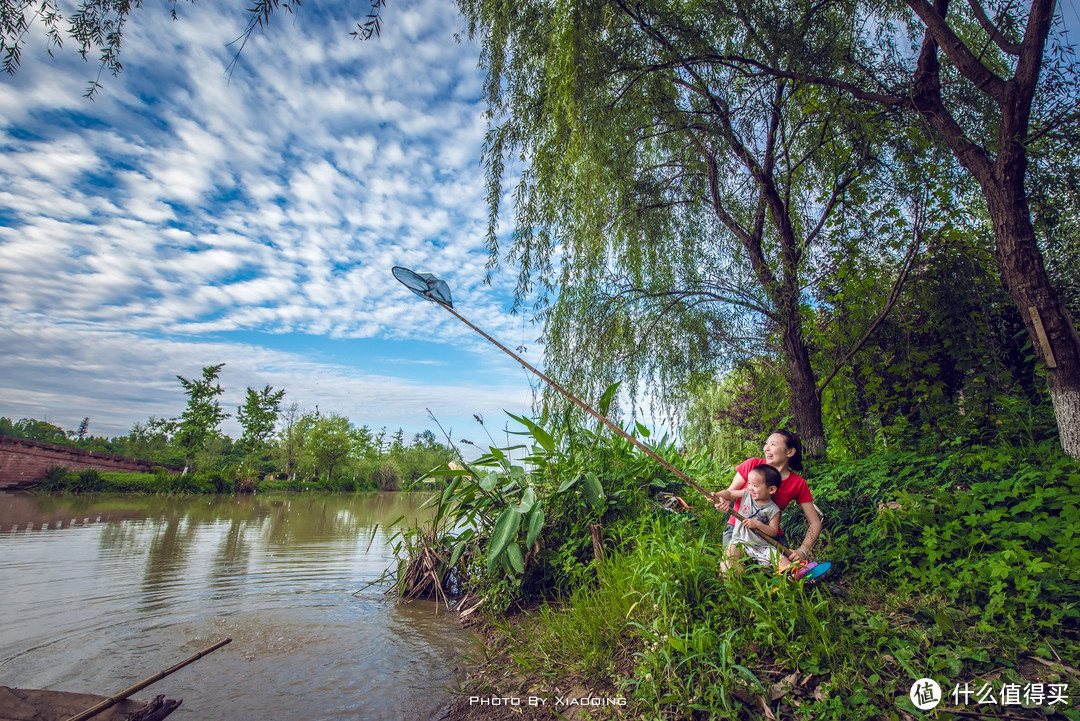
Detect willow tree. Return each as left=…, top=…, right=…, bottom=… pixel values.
left=720, top=0, right=1080, bottom=456
left=461, top=0, right=922, bottom=458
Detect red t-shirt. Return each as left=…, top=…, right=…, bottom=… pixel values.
left=727, top=458, right=812, bottom=530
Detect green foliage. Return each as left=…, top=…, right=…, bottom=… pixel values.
left=473, top=472, right=1079, bottom=718
left=305, top=413, right=356, bottom=484
left=392, top=391, right=687, bottom=611
left=849, top=444, right=1080, bottom=632
left=175, top=363, right=230, bottom=468
left=237, top=384, right=285, bottom=461
left=1, top=417, right=71, bottom=444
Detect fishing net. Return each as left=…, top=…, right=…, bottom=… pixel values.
left=391, top=266, right=453, bottom=308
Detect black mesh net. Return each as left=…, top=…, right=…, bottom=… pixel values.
left=392, top=266, right=453, bottom=308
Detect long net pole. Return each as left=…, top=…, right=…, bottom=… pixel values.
left=65, top=638, right=232, bottom=721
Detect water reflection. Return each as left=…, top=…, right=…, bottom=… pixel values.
left=0, top=492, right=470, bottom=720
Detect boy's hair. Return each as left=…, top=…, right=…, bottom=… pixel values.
left=749, top=464, right=783, bottom=492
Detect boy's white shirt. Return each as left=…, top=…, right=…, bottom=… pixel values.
left=730, top=486, right=781, bottom=549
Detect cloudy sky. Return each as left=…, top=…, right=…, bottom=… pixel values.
left=0, top=0, right=544, bottom=443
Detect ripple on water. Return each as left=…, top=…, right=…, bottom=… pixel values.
left=0, top=493, right=472, bottom=721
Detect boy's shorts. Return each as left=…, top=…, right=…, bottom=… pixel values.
left=725, top=525, right=786, bottom=553
left=735, top=541, right=778, bottom=567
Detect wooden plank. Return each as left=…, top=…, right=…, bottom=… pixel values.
left=1029, top=305, right=1058, bottom=369
left=0, top=688, right=179, bottom=721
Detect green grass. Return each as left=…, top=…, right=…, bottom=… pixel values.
left=464, top=452, right=1080, bottom=719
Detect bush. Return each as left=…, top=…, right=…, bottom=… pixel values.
left=372, top=460, right=402, bottom=491
left=857, top=445, right=1080, bottom=631
left=36, top=465, right=72, bottom=492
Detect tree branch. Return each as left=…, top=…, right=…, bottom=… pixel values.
left=816, top=219, right=924, bottom=394
left=966, top=0, right=1022, bottom=55
left=906, top=0, right=1008, bottom=101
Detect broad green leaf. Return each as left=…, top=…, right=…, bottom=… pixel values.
left=526, top=504, right=545, bottom=547
left=441, top=476, right=462, bottom=506
left=558, top=473, right=580, bottom=492
left=480, top=471, right=499, bottom=491
left=598, top=381, right=621, bottom=417
left=510, top=413, right=555, bottom=453
left=635, top=421, right=651, bottom=438
left=515, top=486, right=536, bottom=513
left=425, top=468, right=472, bottom=477
left=505, top=542, right=524, bottom=573
left=486, top=508, right=521, bottom=574
left=583, top=471, right=605, bottom=510
left=449, top=539, right=467, bottom=568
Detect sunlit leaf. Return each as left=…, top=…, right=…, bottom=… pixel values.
left=486, top=508, right=521, bottom=574
left=526, top=503, right=545, bottom=547
left=505, top=542, right=524, bottom=573
left=583, top=471, right=605, bottom=509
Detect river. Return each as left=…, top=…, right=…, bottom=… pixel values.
left=0, top=491, right=474, bottom=720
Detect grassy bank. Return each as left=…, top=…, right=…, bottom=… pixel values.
left=31, top=466, right=388, bottom=494
left=398, top=421, right=1080, bottom=719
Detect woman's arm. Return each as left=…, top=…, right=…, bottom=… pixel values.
left=786, top=501, right=822, bottom=562
left=711, top=472, right=747, bottom=511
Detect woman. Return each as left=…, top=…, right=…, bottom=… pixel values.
left=711, top=430, right=822, bottom=564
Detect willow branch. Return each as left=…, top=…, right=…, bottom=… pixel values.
left=816, top=223, right=923, bottom=394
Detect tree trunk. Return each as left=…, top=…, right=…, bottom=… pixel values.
left=985, top=177, right=1080, bottom=457
left=780, top=317, right=827, bottom=460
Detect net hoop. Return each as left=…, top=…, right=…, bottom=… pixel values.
left=392, top=266, right=453, bottom=308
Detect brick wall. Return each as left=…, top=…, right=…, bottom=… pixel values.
left=0, top=435, right=182, bottom=488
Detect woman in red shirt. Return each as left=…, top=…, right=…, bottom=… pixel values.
left=711, top=430, right=822, bottom=565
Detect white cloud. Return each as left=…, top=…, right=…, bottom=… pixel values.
left=0, top=0, right=556, bottom=440
left=0, top=311, right=536, bottom=440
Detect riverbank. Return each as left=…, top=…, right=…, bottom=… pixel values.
left=433, top=565, right=1079, bottom=721
left=438, top=611, right=630, bottom=721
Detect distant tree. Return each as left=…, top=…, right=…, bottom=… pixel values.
left=305, top=414, right=356, bottom=484
left=6, top=417, right=70, bottom=443
left=413, top=429, right=439, bottom=450
left=275, top=402, right=309, bottom=480
left=175, top=363, right=230, bottom=471
left=75, top=417, right=90, bottom=443
left=390, top=427, right=406, bottom=457
left=354, top=424, right=377, bottom=460
left=237, top=384, right=285, bottom=457
left=123, top=417, right=176, bottom=461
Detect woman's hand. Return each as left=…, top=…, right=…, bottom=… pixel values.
left=786, top=548, right=809, bottom=563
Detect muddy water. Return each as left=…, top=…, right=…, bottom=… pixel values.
left=0, top=492, right=473, bottom=720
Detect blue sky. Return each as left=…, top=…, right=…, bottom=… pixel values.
left=0, top=0, right=541, bottom=443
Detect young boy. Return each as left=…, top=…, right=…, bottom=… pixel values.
left=714, top=464, right=789, bottom=574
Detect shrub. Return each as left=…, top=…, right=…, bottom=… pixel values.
left=372, top=460, right=402, bottom=491
left=36, top=465, right=72, bottom=492
left=858, top=447, right=1080, bottom=631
